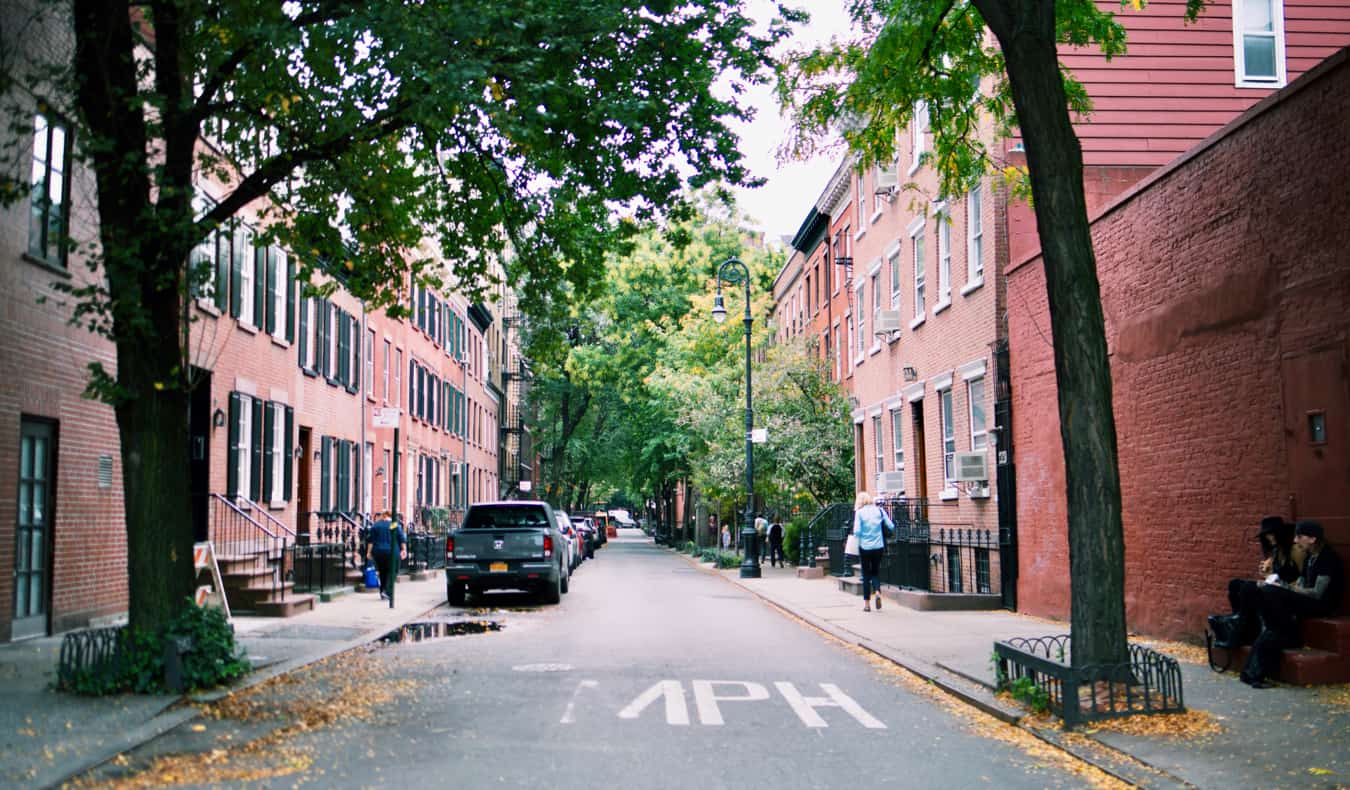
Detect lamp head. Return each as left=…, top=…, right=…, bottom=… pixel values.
left=711, top=292, right=727, bottom=323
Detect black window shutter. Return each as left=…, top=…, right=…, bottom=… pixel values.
left=264, top=247, right=277, bottom=335
left=349, top=316, right=361, bottom=394
left=285, top=255, right=296, bottom=343
left=337, top=311, right=349, bottom=386
left=250, top=396, right=264, bottom=501
left=337, top=439, right=349, bottom=512
left=298, top=296, right=309, bottom=372
left=353, top=442, right=362, bottom=514
left=408, top=360, right=416, bottom=416
left=418, top=287, right=427, bottom=331
left=227, top=392, right=241, bottom=497
left=320, top=436, right=331, bottom=512
left=263, top=402, right=275, bottom=503
left=320, top=300, right=331, bottom=378
left=253, top=246, right=266, bottom=329
left=214, top=230, right=229, bottom=312
left=283, top=406, right=294, bottom=500
left=229, top=224, right=242, bottom=318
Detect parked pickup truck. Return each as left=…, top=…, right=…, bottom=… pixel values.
left=444, top=501, right=568, bottom=606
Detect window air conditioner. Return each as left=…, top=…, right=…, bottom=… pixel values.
left=954, top=452, right=988, bottom=482
left=876, top=470, right=906, bottom=492
left=874, top=309, right=902, bottom=334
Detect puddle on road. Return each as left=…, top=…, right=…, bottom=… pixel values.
left=379, top=619, right=503, bottom=644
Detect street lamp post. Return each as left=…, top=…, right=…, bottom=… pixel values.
left=712, top=257, right=760, bottom=579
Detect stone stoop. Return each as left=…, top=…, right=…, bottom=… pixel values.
left=797, top=566, right=826, bottom=579
left=838, top=578, right=1003, bottom=611
left=218, top=551, right=316, bottom=618
left=1225, top=617, right=1350, bottom=684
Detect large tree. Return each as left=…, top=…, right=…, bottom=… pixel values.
left=1, top=0, right=793, bottom=632
left=778, top=0, right=1203, bottom=668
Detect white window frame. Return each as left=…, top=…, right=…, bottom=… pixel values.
left=909, top=100, right=929, bottom=175
left=270, top=402, right=285, bottom=505
left=382, top=338, right=391, bottom=403
left=235, top=395, right=253, bottom=494
left=968, top=376, right=988, bottom=452
left=889, top=405, right=905, bottom=488
left=393, top=348, right=402, bottom=408
left=856, top=172, right=867, bottom=231
left=364, top=327, right=375, bottom=398
left=964, top=184, right=985, bottom=294
left=939, top=385, right=957, bottom=497
left=872, top=413, right=885, bottom=474
left=363, top=441, right=374, bottom=515
left=935, top=203, right=952, bottom=312
left=887, top=241, right=902, bottom=310
left=238, top=226, right=256, bottom=328
left=909, top=216, right=927, bottom=328
left=833, top=323, right=842, bottom=381
left=1232, top=0, right=1286, bottom=88
left=270, top=248, right=287, bottom=341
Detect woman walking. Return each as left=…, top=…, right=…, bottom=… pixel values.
left=853, top=492, right=893, bottom=612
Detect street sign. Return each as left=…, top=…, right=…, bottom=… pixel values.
left=372, top=407, right=401, bottom=428
left=750, top=428, right=768, bottom=443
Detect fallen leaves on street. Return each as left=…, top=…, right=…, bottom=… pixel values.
left=1316, top=684, right=1350, bottom=708
left=1080, top=709, right=1223, bottom=739
left=66, top=648, right=420, bottom=789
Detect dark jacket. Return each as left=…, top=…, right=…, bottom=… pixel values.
left=367, top=519, right=406, bottom=554
left=1299, top=545, right=1344, bottom=615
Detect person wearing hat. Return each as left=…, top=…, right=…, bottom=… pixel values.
left=1240, top=520, right=1343, bottom=688
left=1218, top=516, right=1304, bottom=648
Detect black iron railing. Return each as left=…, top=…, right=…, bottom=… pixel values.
left=210, top=494, right=288, bottom=603
left=994, top=635, right=1185, bottom=728
left=292, top=511, right=366, bottom=593
left=799, top=503, right=852, bottom=574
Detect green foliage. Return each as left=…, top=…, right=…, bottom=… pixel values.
left=1006, top=676, right=1051, bottom=715
left=61, top=601, right=249, bottom=696
left=782, top=516, right=810, bottom=566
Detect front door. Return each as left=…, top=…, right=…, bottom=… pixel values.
left=912, top=400, right=929, bottom=500
left=13, top=418, right=56, bottom=640
left=1282, top=345, right=1350, bottom=549
left=297, top=427, right=311, bottom=540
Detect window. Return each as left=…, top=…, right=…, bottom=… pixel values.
left=269, top=402, right=285, bottom=503
left=872, top=414, right=884, bottom=474
left=966, top=185, right=984, bottom=288
left=364, top=442, right=373, bottom=515
left=854, top=283, right=865, bottom=357
left=28, top=114, right=70, bottom=267
left=231, top=394, right=252, bottom=498
left=833, top=325, right=841, bottom=380
left=968, top=377, right=988, bottom=451
left=382, top=448, right=391, bottom=509
left=393, top=348, right=402, bottom=408
left=940, top=387, right=956, bottom=487
left=1233, top=0, right=1285, bottom=86
left=909, top=100, right=929, bottom=173
left=856, top=172, right=867, bottom=229
left=937, top=208, right=951, bottom=307
left=890, top=408, right=905, bottom=483
left=235, top=225, right=256, bottom=327
left=365, top=328, right=375, bottom=397
left=382, top=339, right=390, bottom=402
left=912, top=222, right=926, bottom=321
left=871, top=270, right=881, bottom=320
left=266, top=248, right=288, bottom=339
left=889, top=245, right=902, bottom=309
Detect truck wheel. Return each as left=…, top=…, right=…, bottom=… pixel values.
left=448, top=582, right=467, bottom=607
left=542, top=573, right=562, bottom=604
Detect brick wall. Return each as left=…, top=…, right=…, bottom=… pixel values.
left=1007, top=48, right=1350, bottom=638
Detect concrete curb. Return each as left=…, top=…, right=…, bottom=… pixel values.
left=48, top=598, right=446, bottom=789
left=668, top=547, right=1193, bottom=790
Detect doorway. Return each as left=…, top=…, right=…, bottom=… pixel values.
left=13, top=418, right=56, bottom=640
left=189, top=369, right=212, bottom=542
left=1281, top=345, right=1349, bottom=549
left=297, top=427, right=312, bottom=540
left=912, top=400, right=929, bottom=499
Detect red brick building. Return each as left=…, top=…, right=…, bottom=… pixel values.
left=1007, top=47, right=1350, bottom=638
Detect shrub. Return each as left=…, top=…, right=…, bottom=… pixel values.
left=782, top=517, right=809, bottom=565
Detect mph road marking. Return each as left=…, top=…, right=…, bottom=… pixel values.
left=592, top=680, right=885, bottom=729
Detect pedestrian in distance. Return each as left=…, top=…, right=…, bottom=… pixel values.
left=768, top=521, right=785, bottom=568
left=754, top=514, right=768, bottom=564
left=853, top=491, right=894, bottom=612
left=365, top=510, right=407, bottom=601
left=721, top=524, right=732, bottom=551
left=1240, top=520, right=1344, bottom=688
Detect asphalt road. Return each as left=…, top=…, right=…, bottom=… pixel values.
left=81, top=534, right=1093, bottom=788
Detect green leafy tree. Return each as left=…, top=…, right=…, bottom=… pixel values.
left=778, top=0, right=1203, bottom=668
left=1, top=0, right=793, bottom=633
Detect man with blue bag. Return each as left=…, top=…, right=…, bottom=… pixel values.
left=365, top=510, right=407, bottom=602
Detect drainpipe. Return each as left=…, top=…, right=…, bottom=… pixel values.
left=360, top=301, right=367, bottom=522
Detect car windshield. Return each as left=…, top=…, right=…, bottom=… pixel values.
left=464, top=505, right=550, bottom=530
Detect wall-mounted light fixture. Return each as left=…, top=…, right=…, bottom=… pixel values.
left=293, top=446, right=303, bottom=460
left=375, top=466, right=385, bottom=477
left=902, top=366, right=918, bottom=382
left=212, top=408, right=226, bottom=428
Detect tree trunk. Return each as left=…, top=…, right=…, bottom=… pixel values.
left=74, top=0, right=196, bottom=634
left=977, top=0, right=1128, bottom=668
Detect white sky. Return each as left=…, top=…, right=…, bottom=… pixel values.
left=729, top=1, right=854, bottom=243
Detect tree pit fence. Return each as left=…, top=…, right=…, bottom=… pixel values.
left=993, top=635, right=1185, bottom=728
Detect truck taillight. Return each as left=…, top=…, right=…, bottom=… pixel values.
left=445, top=535, right=455, bottom=561
left=543, top=534, right=553, bottom=559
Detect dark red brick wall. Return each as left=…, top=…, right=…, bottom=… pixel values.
left=1007, top=48, right=1350, bottom=639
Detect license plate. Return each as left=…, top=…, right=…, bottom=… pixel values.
left=489, top=562, right=508, bottom=573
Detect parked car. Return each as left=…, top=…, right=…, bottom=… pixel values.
left=554, top=509, right=582, bottom=572
left=593, top=511, right=612, bottom=542
left=444, top=501, right=568, bottom=606
left=571, top=517, right=596, bottom=559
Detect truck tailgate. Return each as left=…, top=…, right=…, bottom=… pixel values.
left=453, top=529, right=545, bottom=562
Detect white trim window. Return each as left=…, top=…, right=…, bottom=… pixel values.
left=872, top=414, right=885, bottom=474
left=910, top=218, right=927, bottom=324
left=968, top=377, right=988, bottom=452
left=393, top=348, right=402, bottom=408
left=936, top=204, right=952, bottom=309
left=939, top=386, right=956, bottom=489
left=363, top=441, right=374, bottom=515
left=382, top=338, right=391, bottom=403
left=364, top=328, right=375, bottom=398
left=235, top=395, right=253, bottom=494
left=888, top=243, right=902, bottom=310
left=1233, top=0, right=1286, bottom=87
left=966, top=184, right=984, bottom=290
left=890, top=406, right=905, bottom=486
left=237, top=225, right=256, bottom=328
left=833, top=324, right=842, bottom=381
left=270, top=402, right=285, bottom=503
left=270, top=248, right=287, bottom=341
left=856, top=171, right=868, bottom=230
left=909, top=100, right=929, bottom=174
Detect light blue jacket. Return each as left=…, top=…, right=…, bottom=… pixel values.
left=852, top=504, right=893, bottom=551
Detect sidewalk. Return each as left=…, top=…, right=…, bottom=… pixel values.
left=0, top=575, right=447, bottom=789
left=702, top=556, right=1350, bottom=790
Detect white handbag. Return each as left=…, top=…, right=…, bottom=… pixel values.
left=844, top=533, right=860, bottom=557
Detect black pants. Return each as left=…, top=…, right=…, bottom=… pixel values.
left=373, top=551, right=393, bottom=596
left=1242, top=585, right=1330, bottom=681
left=769, top=540, right=784, bottom=567
left=1225, top=578, right=1263, bottom=645
left=859, top=549, right=884, bottom=598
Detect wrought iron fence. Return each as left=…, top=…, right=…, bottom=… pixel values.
left=994, top=635, right=1185, bottom=728
left=210, top=494, right=288, bottom=603
left=57, top=625, right=124, bottom=690
left=292, top=511, right=366, bottom=593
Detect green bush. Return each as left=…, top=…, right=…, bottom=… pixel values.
left=715, top=550, right=741, bottom=569
left=782, top=517, right=809, bottom=565
left=61, top=599, right=250, bottom=696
